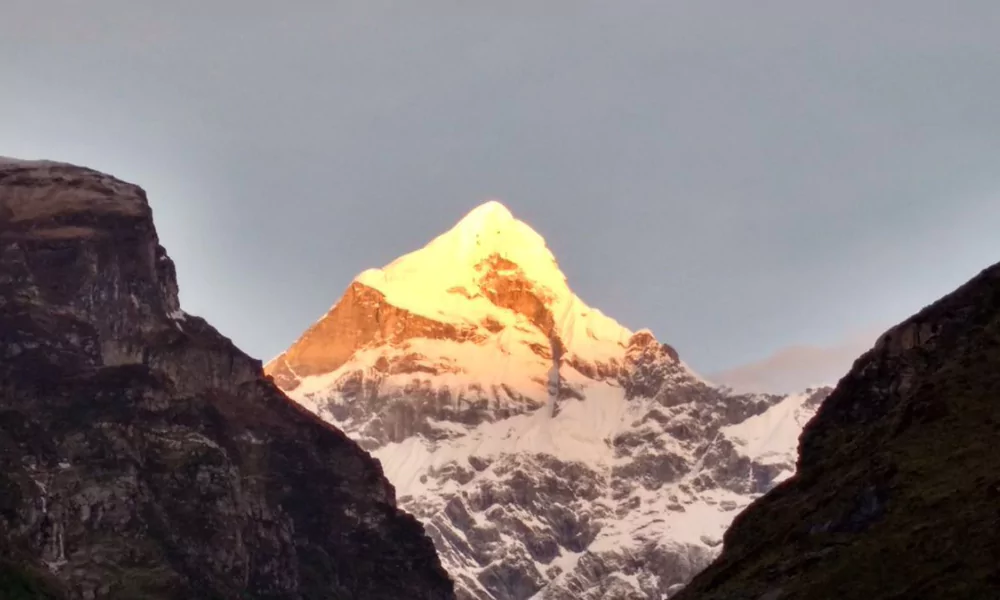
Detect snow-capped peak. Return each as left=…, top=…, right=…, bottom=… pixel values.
left=353, top=199, right=633, bottom=361
left=455, top=198, right=517, bottom=232
left=357, top=200, right=564, bottom=304
left=267, top=198, right=832, bottom=600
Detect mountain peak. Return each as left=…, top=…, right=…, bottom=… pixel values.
left=266, top=189, right=824, bottom=599
left=439, top=199, right=548, bottom=269
left=355, top=198, right=570, bottom=318
left=270, top=199, right=638, bottom=392
left=349, top=200, right=637, bottom=358
left=456, top=199, right=515, bottom=231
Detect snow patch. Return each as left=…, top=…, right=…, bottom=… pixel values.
left=721, top=392, right=814, bottom=465
left=372, top=379, right=633, bottom=500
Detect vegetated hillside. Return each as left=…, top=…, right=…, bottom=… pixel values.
left=0, top=159, right=455, bottom=600
left=674, top=262, right=1000, bottom=600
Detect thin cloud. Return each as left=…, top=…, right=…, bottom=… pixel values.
left=710, top=329, right=883, bottom=394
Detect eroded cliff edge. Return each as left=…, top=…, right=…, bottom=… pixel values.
left=0, top=159, right=456, bottom=599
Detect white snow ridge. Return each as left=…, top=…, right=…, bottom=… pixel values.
left=266, top=201, right=829, bottom=600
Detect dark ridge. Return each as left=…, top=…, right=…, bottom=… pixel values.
left=0, top=160, right=456, bottom=600
left=673, top=262, right=1000, bottom=600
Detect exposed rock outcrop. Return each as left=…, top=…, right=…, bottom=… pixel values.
left=267, top=281, right=486, bottom=392
left=673, top=262, right=1000, bottom=600
left=0, top=159, right=455, bottom=599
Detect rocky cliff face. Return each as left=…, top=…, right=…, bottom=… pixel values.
left=673, top=262, right=1000, bottom=600
left=0, top=159, right=455, bottom=600
left=266, top=201, right=832, bottom=599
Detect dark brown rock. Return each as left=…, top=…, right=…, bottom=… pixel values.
left=673, top=262, right=1000, bottom=600
left=0, top=160, right=455, bottom=600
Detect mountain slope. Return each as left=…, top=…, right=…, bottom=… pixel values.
left=0, top=159, right=455, bottom=599
left=266, top=201, right=831, bottom=599
left=673, top=262, right=1000, bottom=600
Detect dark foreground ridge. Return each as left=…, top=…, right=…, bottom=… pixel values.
left=0, top=160, right=455, bottom=599
left=674, top=262, right=1000, bottom=599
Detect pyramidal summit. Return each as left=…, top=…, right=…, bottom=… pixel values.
left=267, top=199, right=651, bottom=427
left=266, top=201, right=829, bottom=600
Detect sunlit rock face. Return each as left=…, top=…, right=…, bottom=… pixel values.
left=267, top=200, right=833, bottom=599
left=0, top=159, right=455, bottom=600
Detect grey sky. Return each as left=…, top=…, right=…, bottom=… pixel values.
left=3, top=2, right=999, bottom=383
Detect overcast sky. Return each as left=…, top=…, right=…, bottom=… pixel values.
left=3, top=2, right=999, bottom=391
